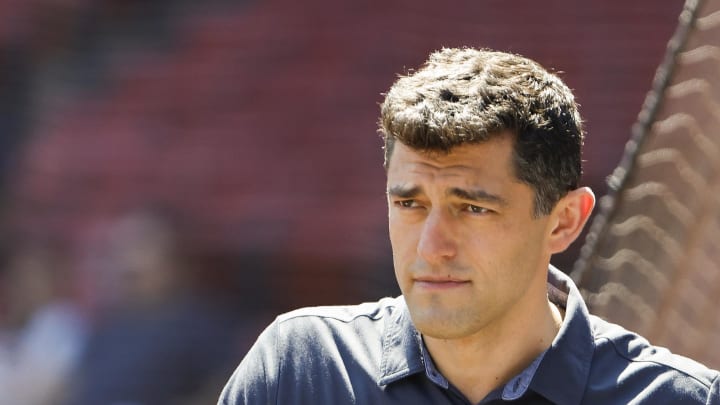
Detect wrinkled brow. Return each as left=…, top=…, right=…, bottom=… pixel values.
left=447, top=187, right=508, bottom=207
left=386, top=184, right=421, bottom=198
left=387, top=185, right=508, bottom=207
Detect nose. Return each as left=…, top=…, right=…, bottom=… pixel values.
left=417, top=210, right=457, bottom=263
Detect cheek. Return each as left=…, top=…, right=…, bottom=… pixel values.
left=388, top=215, right=418, bottom=249
left=388, top=219, right=419, bottom=278
left=389, top=230, right=410, bottom=269
left=462, top=222, right=535, bottom=267
left=494, top=225, right=549, bottom=283
left=388, top=220, right=400, bottom=254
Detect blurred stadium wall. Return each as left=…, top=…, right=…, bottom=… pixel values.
left=0, top=1, right=686, bottom=322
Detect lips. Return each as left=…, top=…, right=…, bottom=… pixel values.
left=413, top=276, right=470, bottom=290
left=414, top=276, right=468, bottom=283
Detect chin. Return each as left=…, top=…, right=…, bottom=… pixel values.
left=408, top=300, right=489, bottom=338
left=409, top=310, right=470, bottom=339
left=416, top=324, right=471, bottom=340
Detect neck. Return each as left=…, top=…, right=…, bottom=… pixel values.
left=423, top=296, right=563, bottom=403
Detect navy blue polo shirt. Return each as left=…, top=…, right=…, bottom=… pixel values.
left=218, top=267, right=720, bottom=404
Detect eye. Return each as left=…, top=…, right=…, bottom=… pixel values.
left=464, top=204, right=490, bottom=214
left=395, top=200, right=419, bottom=209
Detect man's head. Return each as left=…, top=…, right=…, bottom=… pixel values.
left=381, top=48, right=595, bottom=341
left=380, top=47, right=584, bottom=216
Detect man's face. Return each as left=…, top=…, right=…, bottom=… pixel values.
left=386, top=136, right=556, bottom=340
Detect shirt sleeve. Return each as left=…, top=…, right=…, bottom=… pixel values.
left=218, top=319, right=280, bottom=405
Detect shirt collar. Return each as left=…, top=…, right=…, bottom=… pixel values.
left=377, top=266, right=595, bottom=405
left=377, top=296, right=425, bottom=386
left=419, top=335, right=548, bottom=400
left=529, top=265, right=594, bottom=405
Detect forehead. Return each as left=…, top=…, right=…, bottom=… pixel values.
left=386, top=137, right=518, bottom=185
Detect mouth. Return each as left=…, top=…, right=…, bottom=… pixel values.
left=413, top=277, right=470, bottom=291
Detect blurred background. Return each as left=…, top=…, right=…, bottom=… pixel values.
left=0, top=0, right=693, bottom=404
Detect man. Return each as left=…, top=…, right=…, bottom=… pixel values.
left=218, top=48, right=720, bottom=404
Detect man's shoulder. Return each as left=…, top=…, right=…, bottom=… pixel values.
left=588, top=315, right=719, bottom=402
left=218, top=296, right=428, bottom=404
left=267, top=296, right=408, bottom=357
left=277, top=296, right=404, bottom=325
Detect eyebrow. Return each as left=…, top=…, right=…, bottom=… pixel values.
left=387, top=185, right=508, bottom=207
left=448, top=187, right=508, bottom=207
left=387, top=185, right=421, bottom=199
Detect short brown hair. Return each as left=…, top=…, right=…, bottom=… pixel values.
left=379, top=47, right=584, bottom=216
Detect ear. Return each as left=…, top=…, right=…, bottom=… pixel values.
left=547, top=187, right=595, bottom=254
